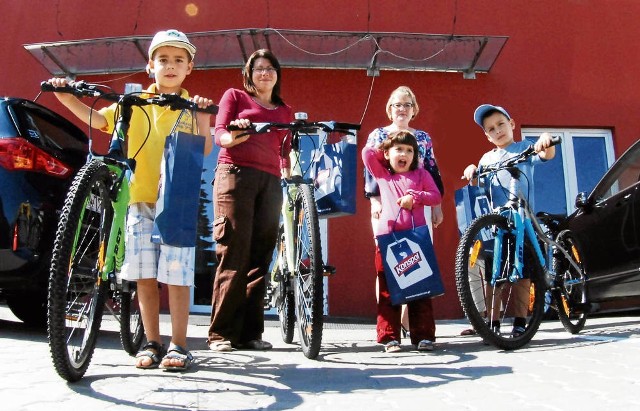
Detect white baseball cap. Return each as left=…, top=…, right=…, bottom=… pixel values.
left=148, top=29, right=196, bottom=60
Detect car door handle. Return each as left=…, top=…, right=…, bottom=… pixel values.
left=616, top=193, right=632, bottom=206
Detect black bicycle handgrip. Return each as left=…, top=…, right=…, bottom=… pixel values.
left=550, top=135, right=562, bottom=146
left=186, top=103, right=217, bottom=115
left=202, top=105, right=219, bottom=114
left=157, top=93, right=218, bottom=114
left=226, top=123, right=258, bottom=132
left=40, top=80, right=102, bottom=97
left=40, top=81, right=76, bottom=94
left=332, top=122, right=361, bottom=131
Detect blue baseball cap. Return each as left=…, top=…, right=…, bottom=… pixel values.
left=474, top=104, right=511, bottom=128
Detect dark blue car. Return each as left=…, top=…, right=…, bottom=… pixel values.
left=0, top=97, right=88, bottom=326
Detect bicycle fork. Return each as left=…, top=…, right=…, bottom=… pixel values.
left=492, top=209, right=549, bottom=286
left=281, top=182, right=297, bottom=279
left=102, top=165, right=130, bottom=289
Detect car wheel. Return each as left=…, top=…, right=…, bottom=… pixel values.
left=6, top=290, right=47, bottom=328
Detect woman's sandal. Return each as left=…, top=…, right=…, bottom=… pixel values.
left=161, top=344, right=193, bottom=372
left=135, top=341, right=165, bottom=369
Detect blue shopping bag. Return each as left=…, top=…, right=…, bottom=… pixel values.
left=376, top=216, right=444, bottom=305
left=151, top=131, right=205, bottom=247
left=310, top=137, right=357, bottom=218
left=454, top=184, right=492, bottom=236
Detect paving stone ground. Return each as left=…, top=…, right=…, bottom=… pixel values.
left=1, top=305, right=639, bottom=410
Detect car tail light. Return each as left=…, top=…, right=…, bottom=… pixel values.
left=0, top=138, right=72, bottom=178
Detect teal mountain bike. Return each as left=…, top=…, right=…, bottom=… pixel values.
left=455, top=136, right=588, bottom=350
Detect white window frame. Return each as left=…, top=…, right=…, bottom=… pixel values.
left=521, top=128, right=615, bottom=214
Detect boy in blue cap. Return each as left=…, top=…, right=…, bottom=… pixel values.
left=462, top=104, right=555, bottom=338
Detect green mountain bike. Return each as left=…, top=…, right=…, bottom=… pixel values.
left=231, top=113, right=359, bottom=359
left=41, top=80, right=217, bottom=381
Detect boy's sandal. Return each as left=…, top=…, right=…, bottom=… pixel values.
left=460, top=328, right=477, bottom=336
left=135, top=341, right=165, bottom=369
left=384, top=340, right=402, bottom=353
left=161, top=344, right=193, bottom=372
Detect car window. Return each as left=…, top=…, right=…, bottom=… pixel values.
left=13, top=105, right=87, bottom=153
left=593, top=142, right=640, bottom=202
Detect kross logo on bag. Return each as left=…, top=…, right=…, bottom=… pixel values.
left=394, top=252, right=422, bottom=277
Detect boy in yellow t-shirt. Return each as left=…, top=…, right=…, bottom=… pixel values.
left=47, top=29, right=214, bottom=371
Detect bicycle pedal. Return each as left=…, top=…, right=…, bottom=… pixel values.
left=323, top=265, right=336, bottom=276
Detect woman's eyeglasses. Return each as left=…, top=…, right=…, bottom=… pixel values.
left=254, top=67, right=277, bottom=74
left=391, top=103, right=414, bottom=109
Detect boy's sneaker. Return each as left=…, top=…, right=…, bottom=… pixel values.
left=511, top=326, right=526, bottom=338
left=417, top=339, right=435, bottom=352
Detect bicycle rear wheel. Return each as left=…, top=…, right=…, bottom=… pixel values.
left=552, top=230, right=588, bottom=334
left=119, top=281, right=145, bottom=354
left=292, top=184, right=324, bottom=359
left=455, top=213, right=546, bottom=350
left=48, top=160, right=111, bottom=382
left=272, top=224, right=296, bottom=343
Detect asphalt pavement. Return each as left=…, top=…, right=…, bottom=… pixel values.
left=1, top=304, right=639, bottom=411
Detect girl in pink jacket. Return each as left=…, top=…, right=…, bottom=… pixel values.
left=361, top=130, right=442, bottom=353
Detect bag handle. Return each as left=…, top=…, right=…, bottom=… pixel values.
left=168, top=108, right=197, bottom=136
left=390, top=208, right=416, bottom=237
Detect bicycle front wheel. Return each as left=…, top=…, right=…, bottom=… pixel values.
left=48, top=160, right=112, bottom=382
left=292, top=184, right=324, bottom=359
left=119, top=281, right=145, bottom=354
left=455, top=213, right=546, bottom=350
left=552, top=230, right=588, bottom=334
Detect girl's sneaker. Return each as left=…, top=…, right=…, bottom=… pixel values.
left=384, top=340, right=402, bottom=353
left=417, top=339, right=435, bottom=352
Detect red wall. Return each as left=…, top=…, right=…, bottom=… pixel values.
left=4, top=0, right=640, bottom=319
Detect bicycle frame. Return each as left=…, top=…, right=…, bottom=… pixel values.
left=280, top=136, right=319, bottom=279
left=491, top=168, right=553, bottom=286
left=485, top=154, right=582, bottom=290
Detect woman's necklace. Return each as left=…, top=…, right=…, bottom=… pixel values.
left=252, top=96, right=277, bottom=110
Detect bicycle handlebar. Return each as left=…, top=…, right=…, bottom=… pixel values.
left=40, top=81, right=218, bottom=114
left=227, top=120, right=361, bottom=135
left=475, top=135, right=562, bottom=178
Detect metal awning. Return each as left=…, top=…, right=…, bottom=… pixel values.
left=24, top=28, right=508, bottom=78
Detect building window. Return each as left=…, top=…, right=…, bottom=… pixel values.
left=521, top=128, right=614, bottom=216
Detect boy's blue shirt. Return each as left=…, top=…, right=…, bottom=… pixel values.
left=478, top=140, right=544, bottom=211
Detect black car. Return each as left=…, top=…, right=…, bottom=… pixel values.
left=561, top=139, right=640, bottom=307
left=0, top=97, right=88, bottom=326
